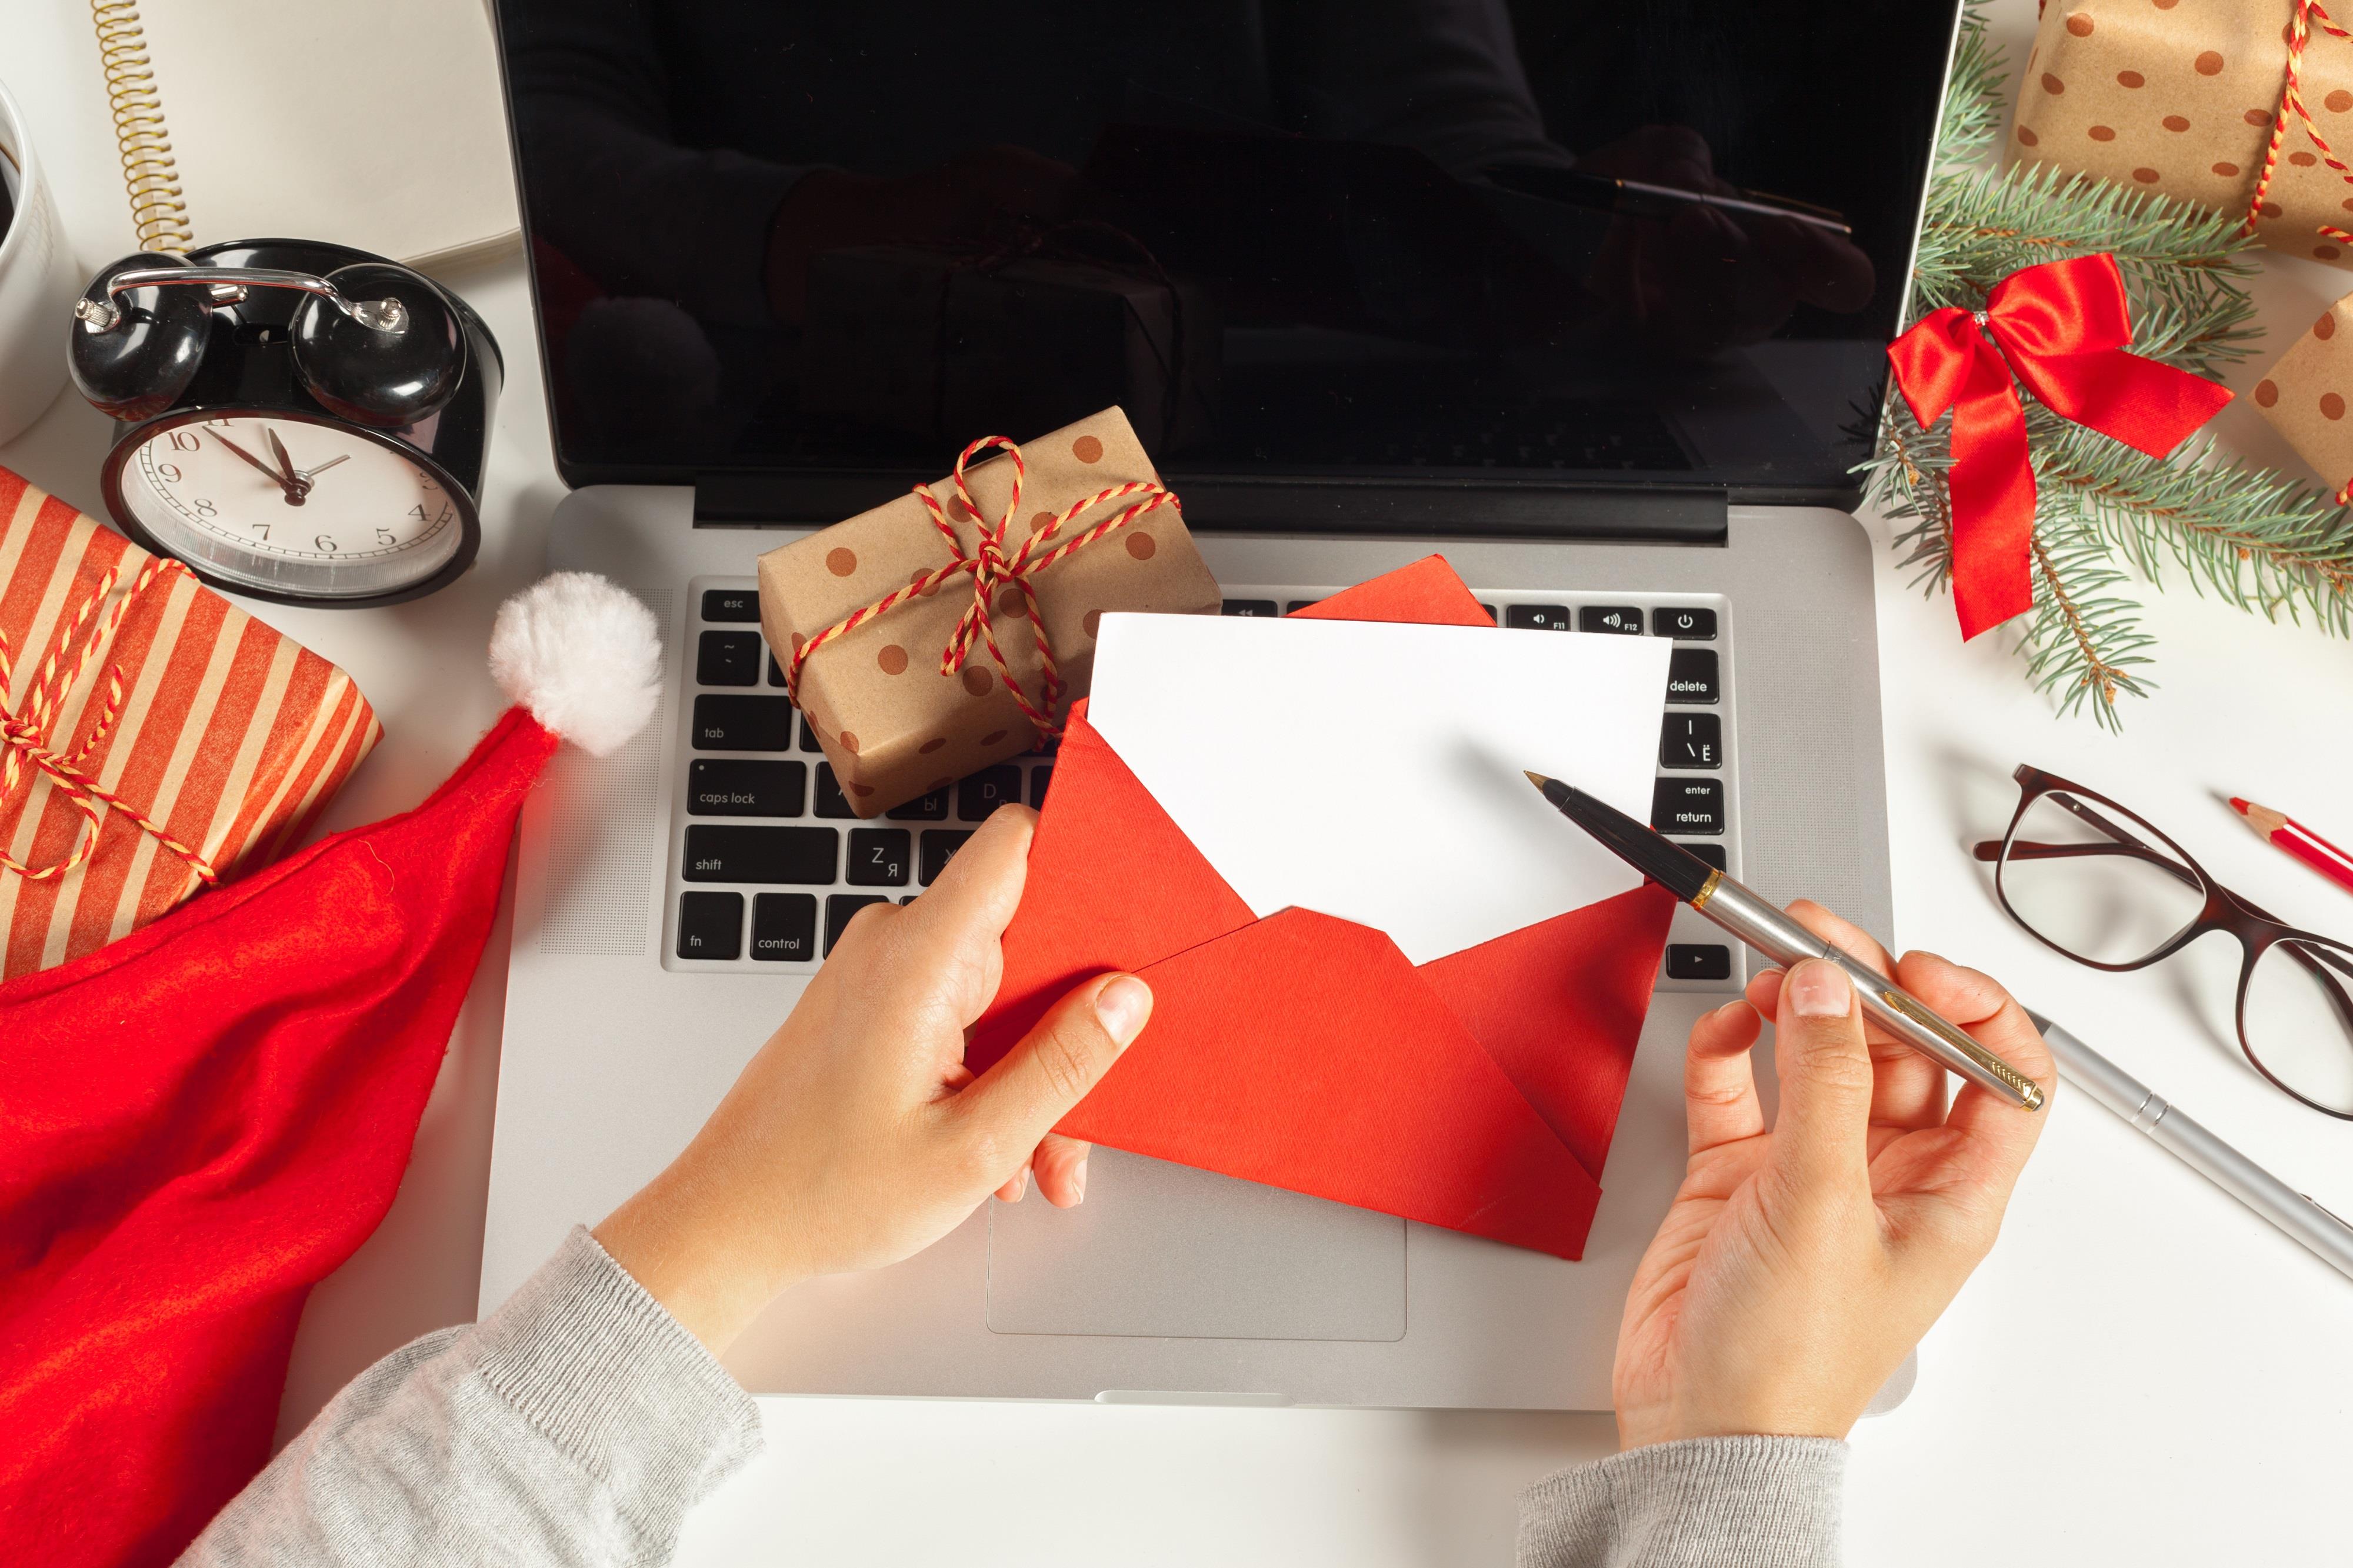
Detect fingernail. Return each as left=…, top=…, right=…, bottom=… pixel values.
left=1013, top=1167, right=1029, bottom=1199
left=1071, top=1158, right=1088, bottom=1205
left=1787, top=959, right=1852, bottom=1018
left=1095, top=975, right=1152, bottom=1046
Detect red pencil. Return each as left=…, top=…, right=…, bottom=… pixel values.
left=2231, top=796, right=2353, bottom=898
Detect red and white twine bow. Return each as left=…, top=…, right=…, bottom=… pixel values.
left=783, top=434, right=1182, bottom=738
left=0, top=556, right=219, bottom=885
left=2249, top=0, right=2353, bottom=245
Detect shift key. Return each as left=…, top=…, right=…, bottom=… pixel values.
left=683, top=825, right=838, bottom=883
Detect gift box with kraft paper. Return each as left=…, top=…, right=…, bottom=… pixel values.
left=0, top=468, right=381, bottom=978
left=756, top=407, right=1221, bottom=818
left=798, top=246, right=1220, bottom=458
left=2251, top=290, right=2353, bottom=494
left=2012, top=0, right=2353, bottom=266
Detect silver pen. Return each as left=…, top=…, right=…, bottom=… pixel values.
left=2031, top=1011, right=2353, bottom=1282
left=1525, top=772, right=2045, bottom=1112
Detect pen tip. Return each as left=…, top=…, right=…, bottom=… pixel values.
left=1523, top=769, right=1553, bottom=791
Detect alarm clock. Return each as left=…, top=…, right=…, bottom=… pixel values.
left=66, top=239, right=501, bottom=608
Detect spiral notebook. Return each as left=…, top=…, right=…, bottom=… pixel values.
left=92, top=0, right=519, bottom=272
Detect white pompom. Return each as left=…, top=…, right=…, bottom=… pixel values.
left=488, top=572, right=662, bottom=757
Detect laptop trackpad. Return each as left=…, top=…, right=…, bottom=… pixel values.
left=985, top=1151, right=1406, bottom=1341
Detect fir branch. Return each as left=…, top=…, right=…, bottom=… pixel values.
left=2027, top=413, right=2353, bottom=635
left=2018, top=519, right=2156, bottom=731
left=1934, top=7, right=2005, bottom=174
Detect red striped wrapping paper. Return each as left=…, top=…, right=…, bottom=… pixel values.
left=0, top=468, right=381, bottom=979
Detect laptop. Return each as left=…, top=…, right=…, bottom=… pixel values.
left=478, top=0, right=1955, bottom=1410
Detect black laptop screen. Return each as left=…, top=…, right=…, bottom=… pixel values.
left=495, top=0, right=1959, bottom=502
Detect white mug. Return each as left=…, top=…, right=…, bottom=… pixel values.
left=0, top=78, right=81, bottom=446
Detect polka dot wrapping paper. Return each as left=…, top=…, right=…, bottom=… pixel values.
left=2012, top=0, right=2353, bottom=266
left=2251, top=291, right=2353, bottom=495
left=756, top=406, right=1221, bottom=819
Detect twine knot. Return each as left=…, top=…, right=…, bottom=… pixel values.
left=0, top=556, right=220, bottom=886
left=785, top=433, right=1183, bottom=742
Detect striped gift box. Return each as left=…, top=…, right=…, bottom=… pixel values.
left=0, top=468, right=381, bottom=979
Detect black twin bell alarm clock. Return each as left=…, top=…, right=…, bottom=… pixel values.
left=67, top=239, right=501, bottom=608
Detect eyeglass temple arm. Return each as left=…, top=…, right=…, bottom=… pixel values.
left=1969, top=837, right=2204, bottom=889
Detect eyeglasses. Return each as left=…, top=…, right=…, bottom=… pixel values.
left=1973, top=765, right=2353, bottom=1119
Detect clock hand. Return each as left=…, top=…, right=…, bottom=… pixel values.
left=209, top=431, right=304, bottom=499
left=262, top=428, right=312, bottom=506
left=294, top=455, right=351, bottom=481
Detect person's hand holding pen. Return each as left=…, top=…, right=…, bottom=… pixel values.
left=1614, top=901, right=2053, bottom=1446
left=594, top=806, right=1151, bottom=1354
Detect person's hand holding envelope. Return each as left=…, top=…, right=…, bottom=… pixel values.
left=968, top=557, right=1681, bottom=1259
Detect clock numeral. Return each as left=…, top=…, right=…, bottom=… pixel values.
left=376, top=528, right=398, bottom=546
left=156, top=462, right=182, bottom=483
left=406, top=505, right=428, bottom=522
left=168, top=429, right=199, bottom=452
left=204, top=417, right=231, bottom=428
left=314, top=535, right=338, bottom=553
left=193, top=498, right=216, bottom=518
left=251, top=523, right=270, bottom=540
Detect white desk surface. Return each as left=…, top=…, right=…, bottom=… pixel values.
left=4, top=1, right=2349, bottom=1560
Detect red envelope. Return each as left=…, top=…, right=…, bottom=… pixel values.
left=968, top=556, right=1676, bottom=1258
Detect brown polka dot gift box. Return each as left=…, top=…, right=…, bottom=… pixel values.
left=2012, top=0, right=2353, bottom=267
left=756, top=406, right=1221, bottom=818
left=2251, top=292, right=2353, bottom=496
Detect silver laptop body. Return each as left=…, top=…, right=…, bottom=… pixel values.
left=478, top=0, right=1951, bottom=1407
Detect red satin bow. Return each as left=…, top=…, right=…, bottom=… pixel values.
left=1886, top=253, right=2232, bottom=639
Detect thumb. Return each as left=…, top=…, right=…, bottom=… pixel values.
left=956, top=973, right=1152, bottom=1168
left=1769, top=959, right=1874, bottom=1190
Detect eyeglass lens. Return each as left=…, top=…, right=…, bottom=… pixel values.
left=1998, top=790, right=2205, bottom=966
left=2244, top=938, right=2353, bottom=1115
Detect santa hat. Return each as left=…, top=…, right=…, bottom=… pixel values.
left=0, top=574, right=661, bottom=1568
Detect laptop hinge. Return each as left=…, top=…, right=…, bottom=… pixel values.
left=695, top=472, right=1729, bottom=545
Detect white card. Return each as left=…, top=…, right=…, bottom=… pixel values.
left=1086, top=613, right=1674, bottom=965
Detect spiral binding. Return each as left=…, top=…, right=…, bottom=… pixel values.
left=90, top=0, right=194, bottom=252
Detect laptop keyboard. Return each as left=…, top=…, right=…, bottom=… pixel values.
left=665, top=577, right=1741, bottom=990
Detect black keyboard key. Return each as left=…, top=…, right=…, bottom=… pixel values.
left=1478, top=602, right=1498, bottom=623
left=1678, top=842, right=1727, bottom=872
left=682, top=824, right=838, bottom=882
left=693, top=695, right=793, bottom=751
left=1661, top=713, right=1722, bottom=770
left=1666, top=944, right=1733, bottom=981
left=1504, top=603, right=1571, bottom=632
left=701, top=588, right=759, bottom=622
left=1222, top=599, right=1279, bottom=617
left=919, top=829, right=972, bottom=886
left=687, top=759, right=805, bottom=817
left=1667, top=648, right=1720, bottom=705
left=1654, top=605, right=1717, bottom=640
left=1579, top=605, right=1644, bottom=636
left=1651, top=777, right=1725, bottom=836
left=958, top=765, right=1023, bottom=821
left=768, top=653, right=786, bottom=687
left=886, top=786, right=951, bottom=820
left=1284, top=599, right=1321, bottom=614
left=848, top=828, right=912, bottom=886
left=750, top=893, right=816, bottom=961
left=676, top=892, right=744, bottom=959
left=798, top=711, right=825, bottom=752
left=826, top=893, right=889, bottom=954
left=1030, top=765, right=1053, bottom=807
left=814, top=763, right=856, bottom=818
left=697, top=630, right=762, bottom=686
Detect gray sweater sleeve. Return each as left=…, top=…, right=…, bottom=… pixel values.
left=1518, top=1437, right=1847, bottom=1568
left=178, top=1227, right=763, bottom=1568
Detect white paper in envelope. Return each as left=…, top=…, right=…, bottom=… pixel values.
left=1085, top=613, right=1672, bottom=966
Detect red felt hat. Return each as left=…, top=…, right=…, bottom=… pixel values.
left=0, top=573, right=662, bottom=1568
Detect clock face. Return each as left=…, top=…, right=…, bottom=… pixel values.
left=116, top=412, right=468, bottom=599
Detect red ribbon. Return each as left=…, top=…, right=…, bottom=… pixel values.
left=1886, top=253, right=2232, bottom=639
